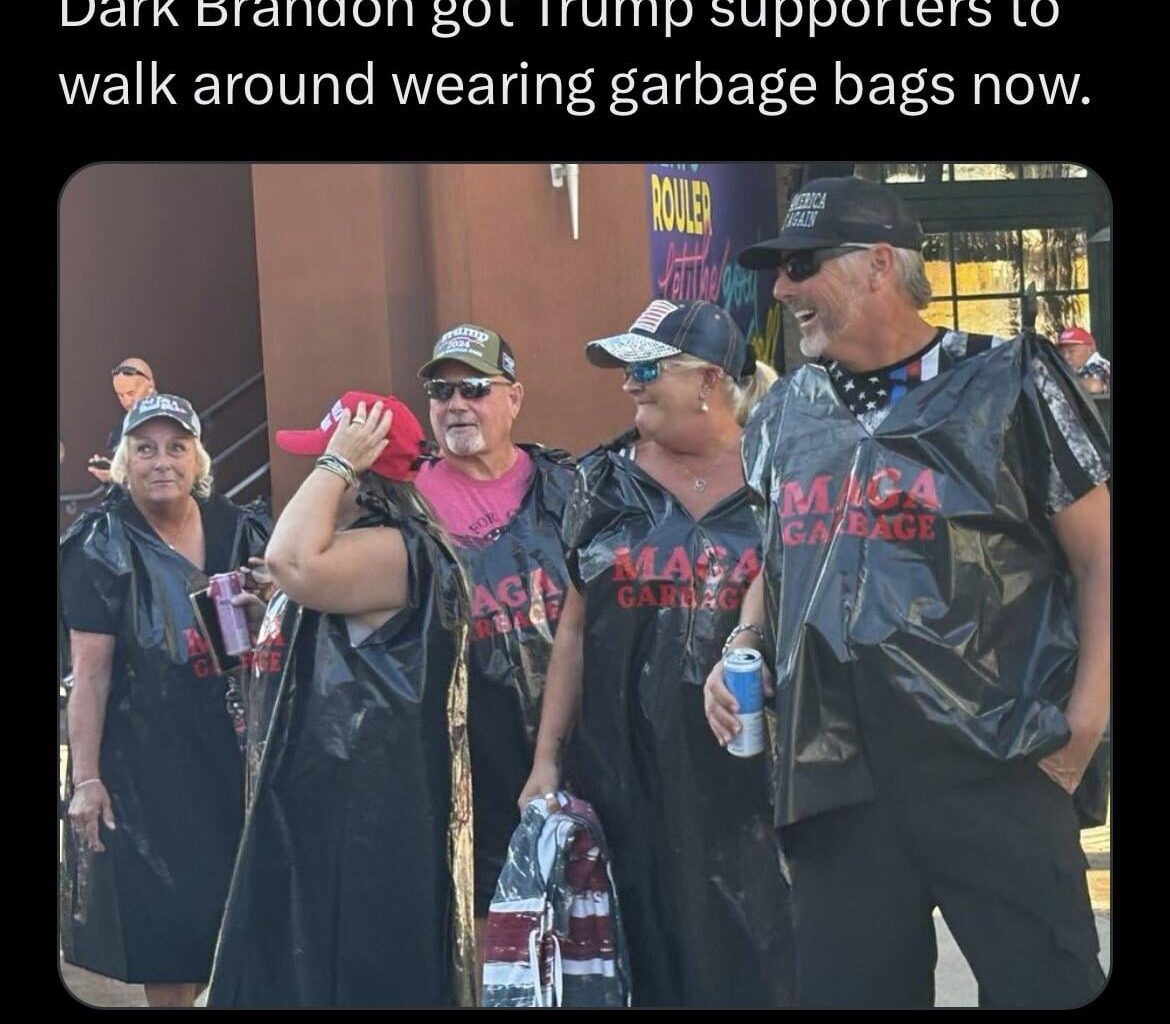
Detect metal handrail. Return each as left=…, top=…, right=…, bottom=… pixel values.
left=227, top=463, right=270, bottom=500
left=60, top=482, right=106, bottom=504
left=212, top=422, right=268, bottom=466
left=61, top=372, right=268, bottom=509
left=201, top=372, right=265, bottom=423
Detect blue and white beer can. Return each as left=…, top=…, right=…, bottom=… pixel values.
left=723, top=648, right=765, bottom=758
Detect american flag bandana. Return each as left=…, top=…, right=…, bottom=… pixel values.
left=826, top=339, right=939, bottom=417
left=825, top=330, right=1004, bottom=427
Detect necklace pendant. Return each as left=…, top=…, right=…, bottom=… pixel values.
left=693, top=477, right=708, bottom=492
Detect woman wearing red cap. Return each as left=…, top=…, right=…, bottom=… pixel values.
left=207, top=393, right=476, bottom=1008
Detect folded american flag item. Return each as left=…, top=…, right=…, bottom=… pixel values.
left=481, top=792, right=631, bottom=1007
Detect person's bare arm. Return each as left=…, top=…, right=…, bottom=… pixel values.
left=265, top=401, right=410, bottom=616
left=1039, top=483, right=1111, bottom=793
left=518, top=586, right=586, bottom=808
left=66, top=631, right=118, bottom=852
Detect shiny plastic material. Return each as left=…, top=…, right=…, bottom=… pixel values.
left=58, top=493, right=271, bottom=983
left=742, top=334, right=1112, bottom=828
left=456, top=445, right=576, bottom=912
left=206, top=482, right=475, bottom=1007
left=241, top=590, right=300, bottom=807
left=564, top=431, right=793, bottom=1007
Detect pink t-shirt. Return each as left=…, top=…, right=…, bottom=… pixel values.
left=415, top=447, right=535, bottom=544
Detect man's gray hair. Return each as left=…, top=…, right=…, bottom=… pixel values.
left=893, top=247, right=932, bottom=309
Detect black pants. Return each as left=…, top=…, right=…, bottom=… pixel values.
left=781, top=767, right=1105, bottom=1008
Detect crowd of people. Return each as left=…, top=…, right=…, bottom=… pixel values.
left=58, top=176, right=1111, bottom=1009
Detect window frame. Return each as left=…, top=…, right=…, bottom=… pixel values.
left=889, top=176, right=1112, bottom=359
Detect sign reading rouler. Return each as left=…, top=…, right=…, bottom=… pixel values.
left=646, top=164, right=783, bottom=372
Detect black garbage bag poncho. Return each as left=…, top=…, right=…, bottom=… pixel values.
left=742, top=333, right=1112, bottom=829
left=58, top=491, right=271, bottom=983
left=240, top=589, right=300, bottom=806
left=563, top=431, right=793, bottom=1008
left=206, top=482, right=476, bottom=1008
left=452, top=444, right=576, bottom=914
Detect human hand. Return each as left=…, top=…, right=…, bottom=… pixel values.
left=87, top=454, right=112, bottom=484
left=1038, top=717, right=1106, bottom=794
left=230, top=590, right=268, bottom=639
left=68, top=780, right=116, bottom=853
left=324, top=401, right=392, bottom=476
left=240, top=557, right=275, bottom=602
left=518, top=758, right=562, bottom=812
left=703, top=651, right=774, bottom=747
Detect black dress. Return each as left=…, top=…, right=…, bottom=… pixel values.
left=564, top=433, right=793, bottom=1008
left=58, top=490, right=270, bottom=983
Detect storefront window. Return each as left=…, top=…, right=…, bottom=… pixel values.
left=926, top=227, right=1089, bottom=338
left=856, top=163, right=1091, bottom=184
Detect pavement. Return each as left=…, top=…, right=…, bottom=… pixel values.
left=58, top=731, right=1112, bottom=1008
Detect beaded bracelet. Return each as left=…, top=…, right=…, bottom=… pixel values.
left=721, top=623, right=765, bottom=657
left=315, top=453, right=357, bottom=489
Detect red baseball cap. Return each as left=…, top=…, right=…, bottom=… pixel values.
left=275, top=391, right=427, bottom=482
left=1057, top=326, right=1096, bottom=348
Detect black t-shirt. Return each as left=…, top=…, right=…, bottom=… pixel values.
left=60, top=496, right=242, bottom=635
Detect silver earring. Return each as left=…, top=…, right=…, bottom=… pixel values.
left=700, top=393, right=710, bottom=413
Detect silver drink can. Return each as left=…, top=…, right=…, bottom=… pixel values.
left=723, top=647, right=765, bottom=758
left=210, top=571, right=252, bottom=657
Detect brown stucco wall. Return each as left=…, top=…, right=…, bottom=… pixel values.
left=59, top=163, right=264, bottom=527
left=61, top=164, right=670, bottom=514
left=253, top=163, right=652, bottom=507
left=251, top=164, right=434, bottom=508
left=420, top=163, right=651, bottom=456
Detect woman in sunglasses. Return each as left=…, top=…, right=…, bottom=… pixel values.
left=206, top=392, right=476, bottom=1008
left=519, top=300, right=793, bottom=1007
left=59, top=393, right=270, bottom=1006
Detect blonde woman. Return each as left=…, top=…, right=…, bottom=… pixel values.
left=60, top=394, right=270, bottom=1007
left=519, top=300, right=792, bottom=1007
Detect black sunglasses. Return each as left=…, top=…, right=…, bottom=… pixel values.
left=777, top=245, right=870, bottom=283
left=423, top=377, right=510, bottom=401
left=112, top=364, right=152, bottom=379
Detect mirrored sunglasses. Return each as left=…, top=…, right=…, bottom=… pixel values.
left=423, top=377, right=509, bottom=401
left=622, top=360, right=664, bottom=385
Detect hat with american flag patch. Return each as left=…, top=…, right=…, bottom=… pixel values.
left=585, top=299, right=749, bottom=377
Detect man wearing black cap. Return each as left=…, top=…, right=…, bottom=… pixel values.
left=704, top=177, right=1110, bottom=1007
left=414, top=324, right=576, bottom=974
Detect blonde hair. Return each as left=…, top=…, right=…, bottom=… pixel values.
left=667, top=354, right=780, bottom=425
left=110, top=429, right=214, bottom=498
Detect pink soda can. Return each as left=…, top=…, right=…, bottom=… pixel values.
left=209, top=572, right=252, bottom=657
